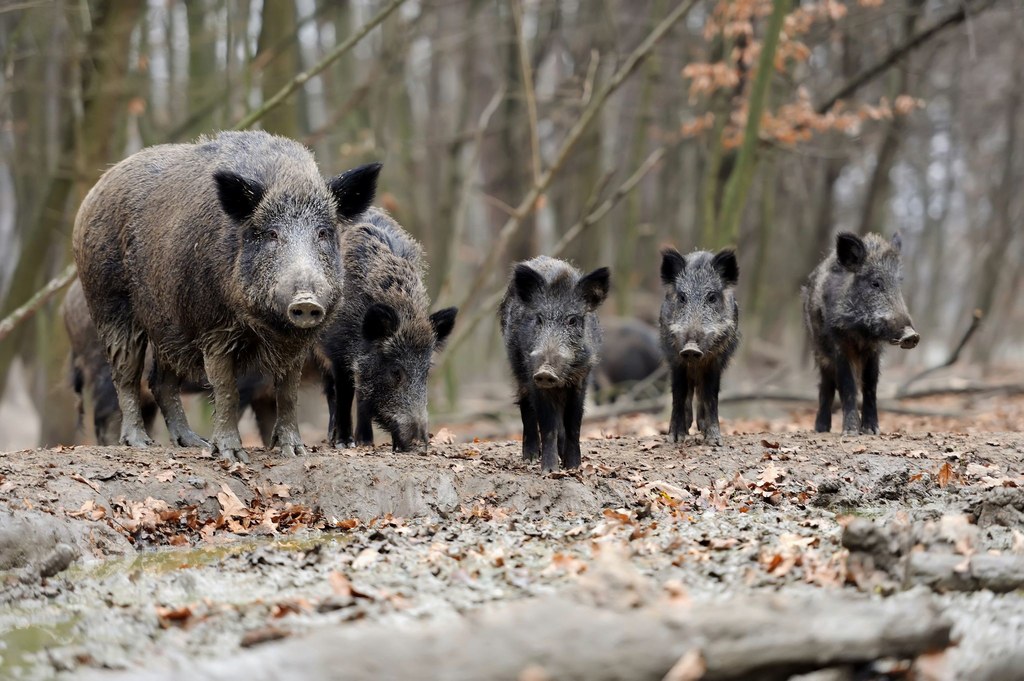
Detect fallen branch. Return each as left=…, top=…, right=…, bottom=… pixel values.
left=0, top=263, right=77, bottom=344
left=897, top=309, right=984, bottom=396
left=110, top=593, right=951, bottom=681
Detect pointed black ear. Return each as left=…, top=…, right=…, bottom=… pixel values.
left=512, top=264, right=545, bottom=304
left=328, top=162, right=382, bottom=222
left=214, top=171, right=265, bottom=223
left=712, top=248, right=739, bottom=287
left=362, top=303, right=399, bottom=342
left=577, top=267, right=611, bottom=310
left=660, top=248, right=686, bottom=286
left=891, top=232, right=902, bottom=253
left=429, top=307, right=458, bottom=347
left=836, top=232, right=867, bottom=270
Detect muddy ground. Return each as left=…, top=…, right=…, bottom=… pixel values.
left=0, top=398, right=1023, bottom=680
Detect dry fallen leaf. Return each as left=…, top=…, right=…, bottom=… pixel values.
left=240, top=626, right=289, bottom=648
left=70, top=473, right=101, bottom=493
left=217, top=483, right=248, bottom=518
left=431, top=427, right=457, bottom=445
left=156, top=470, right=175, bottom=483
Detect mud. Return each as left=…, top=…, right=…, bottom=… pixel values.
left=0, top=421, right=1022, bottom=679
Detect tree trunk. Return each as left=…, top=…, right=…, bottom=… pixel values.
left=715, top=0, right=791, bottom=246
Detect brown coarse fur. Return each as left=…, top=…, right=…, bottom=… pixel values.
left=320, top=208, right=457, bottom=451
left=72, top=130, right=379, bottom=461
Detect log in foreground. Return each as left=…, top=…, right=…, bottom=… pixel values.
left=101, top=593, right=951, bottom=681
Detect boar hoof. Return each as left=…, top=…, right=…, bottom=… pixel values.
left=841, top=428, right=859, bottom=437
left=522, top=445, right=539, bottom=461
left=860, top=424, right=880, bottom=435
left=703, top=433, right=723, bottom=447
left=218, top=448, right=250, bottom=464
left=120, top=428, right=153, bottom=448
left=278, top=443, right=306, bottom=457
left=172, top=430, right=210, bottom=448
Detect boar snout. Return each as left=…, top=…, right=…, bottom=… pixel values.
left=679, top=341, right=703, bottom=361
left=533, top=365, right=560, bottom=388
left=897, top=326, right=920, bottom=349
left=287, top=294, right=325, bottom=329
left=391, top=415, right=429, bottom=452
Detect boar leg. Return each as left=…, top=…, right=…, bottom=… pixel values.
left=668, top=364, right=691, bottom=443
left=104, top=325, right=153, bottom=448
left=203, top=353, right=248, bottom=463
left=355, top=394, right=375, bottom=447
left=835, top=354, right=861, bottom=436
left=814, top=360, right=836, bottom=432
left=694, top=379, right=704, bottom=436
left=329, top=363, right=356, bottom=447
left=518, top=393, right=540, bottom=461
left=250, top=392, right=278, bottom=448
left=532, top=390, right=560, bottom=472
left=698, top=369, right=723, bottom=446
left=271, top=358, right=306, bottom=457
left=561, top=385, right=586, bottom=469
left=150, top=359, right=208, bottom=448
left=860, top=351, right=881, bottom=435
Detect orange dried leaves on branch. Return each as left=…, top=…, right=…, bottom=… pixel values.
left=679, top=0, right=918, bottom=149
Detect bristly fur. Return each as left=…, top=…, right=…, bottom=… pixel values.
left=500, top=255, right=610, bottom=472
left=802, top=231, right=919, bottom=435
left=320, top=208, right=456, bottom=451
left=658, top=247, right=740, bottom=446
left=72, top=130, right=379, bottom=459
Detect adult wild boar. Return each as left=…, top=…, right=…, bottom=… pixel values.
left=63, top=277, right=279, bottom=446
left=72, top=131, right=380, bottom=462
left=500, top=256, right=610, bottom=472
left=319, top=209, right=457, bottom=451
left=659, top=247, right=740, bottom=446
left=803, top=232, right=920, bottom=435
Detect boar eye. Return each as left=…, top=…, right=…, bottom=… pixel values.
left=389, top=365, right=403, bottom=382
left=266, top=228, right=279, bottom=241
left=534, top=313, right=544, bottom=325
left=317, top=227, right=332, bottom=240
left=567, top=315, right=582, bottom=328
left=870, top=279, right=882, bottom=290
left=706, top=292, right=719, bottom=304
left=677, top=293, right=687, bottom=305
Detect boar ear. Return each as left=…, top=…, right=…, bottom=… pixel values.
left=214, top=171, right=265, bottom=223
left=660, top=248, right=686, bottom=286
left=430, top=307, right=458, bottom=347
left=362, top=303, right=399, bottom=342
left=577, top=267, right=611, bottom=310
left=891, top=232, right=903, bottom=253
left=328, top=162, right=382, bottom=222
left=513, top=264, right=545, bottom=304
left=836, top=232, right=866, bottom=271
left=712, top=248, right=739, bottom=287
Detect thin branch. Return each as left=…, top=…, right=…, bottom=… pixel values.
left=0, top=264, right=77, bottom=343
left=437, top=87, right=507, bottom=304
left=897, top=309, right=984, bottom=396
left=511, top=0, right=542, bottom=184
left=452, top=0, right=699, bottom=322
left=815, top=0, right=995, bottom=115
left=232, top=0, right=407, bottom=131
left=552, top=146, right=666, bottom=254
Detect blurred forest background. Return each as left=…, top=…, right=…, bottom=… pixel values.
left=0, top=0, right=1021, bottom=449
